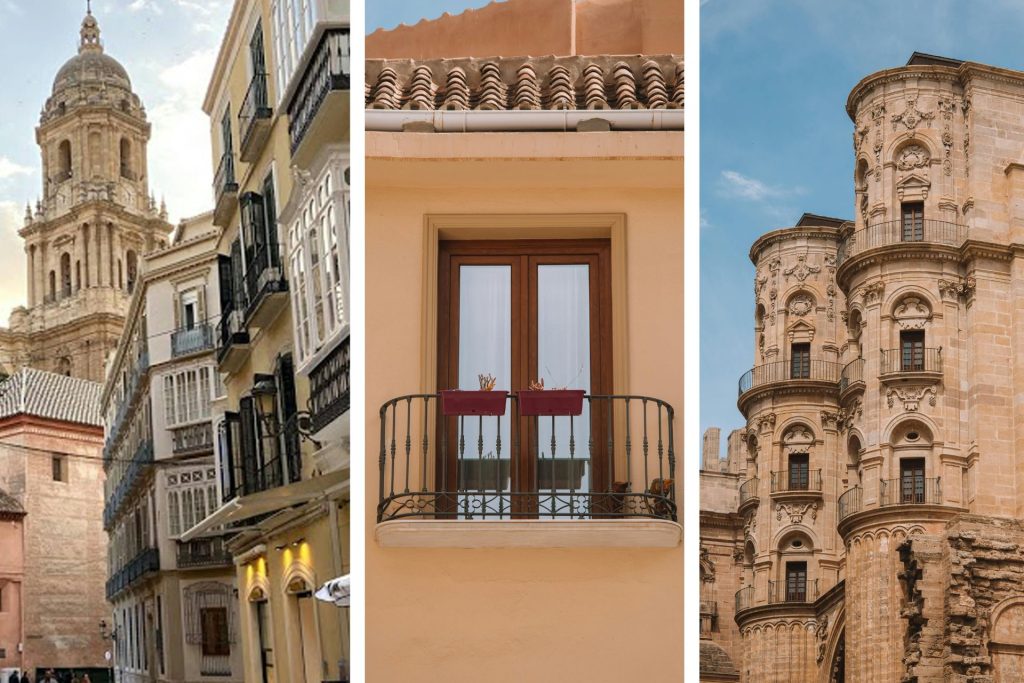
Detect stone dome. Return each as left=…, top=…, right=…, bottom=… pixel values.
left=51, top=11, right=132, bottom=96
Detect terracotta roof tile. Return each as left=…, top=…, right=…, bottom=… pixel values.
left=366, top=55, right=683, bottom=112
left=0, top=367, right=103, bottom=427
left=0, top=489, right=23, bottom=515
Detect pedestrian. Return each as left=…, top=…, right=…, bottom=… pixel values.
left=19, top=671, right=29, bottom=683
left=41, top=671, right=57, bottom=683
left=8, top=670, right=18, bottom=683
left=81, top=676, right=90, bottom=683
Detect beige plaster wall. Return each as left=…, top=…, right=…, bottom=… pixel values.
left=366, top=130, right=683, bottom=680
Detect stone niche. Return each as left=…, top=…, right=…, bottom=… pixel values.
left=899, top=515, right=1024, bottom=682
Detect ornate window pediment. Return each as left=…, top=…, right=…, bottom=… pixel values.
left=787, top=319, right=816, bottom=343
left=896, top=172, right=931, bottom=202
left=894, top=296, right=932, bottom=330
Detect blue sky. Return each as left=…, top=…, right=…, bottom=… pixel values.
left=700, top=0, right=1024, bottom=461
left=0, top=0, right=231, bottom=315
left=368, top=0, right=494, bottom=32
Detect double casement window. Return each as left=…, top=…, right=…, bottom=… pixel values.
left=785, top=561, right=808, bottom=602
left=270, top=0, right=318, bottom=100
left=220, top=169, right=282, bottom=316
left=289, top=163, right=350, bottom=369
left=787, top=453, right=809, bottom=491
left=901, top=202, right=924, bottom=241
left=790, top=343, right=811, bottom=379
left=900, top=330, right=925, bottom=371
left=163, top=366, right=214, bottom=427
left=900, top=458, right=926, bottom=504
left=166, top=467, right=219, bottom=538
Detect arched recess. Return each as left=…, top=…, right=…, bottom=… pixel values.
left=57, top=140, right=72, bottom=180
left=60, top=252, right=71, bottom=298
left=822, top=620, right=845, bottom=683
left=57, top=357, right=71, bottom=377
left=120, top=137, right=133, bottom=179
left=755, top=302, right=767, bottom=359
left=846, top=307, right=864, bottom=357
left=989, top=596, right=1024, bottom=681
left=773, top=528, right=817, bottom=601
left=48, top=270, right=56, bottom=301
left=282, top=559, right=324, bottom=682
left=846, top=432, right=863, bottom=486
left=126, top=250, right=138, bottom=293
left=855, top=156, right=870, bottom=223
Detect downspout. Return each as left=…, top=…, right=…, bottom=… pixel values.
left=365, top=108, right=685, bottom=132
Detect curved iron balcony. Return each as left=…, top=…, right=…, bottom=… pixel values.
left=738, top=360, right=842, bottom=398
left=838, top=486, right=862, bottom=521
left=840, top=358, right=865, bottom=393
left=880, top=347, right=942, bottom=375
left=770, top=470, right=822, bottom=493
left=881, top=477, right=941, bottom=507
left=735, top=580, right=820, bottom=615
left=735, top=586, right=753, bottom=613
left=739, top=477, right=759, bottom=507
left=837, top=219, right=967, bottom=266
left=377, top=393, right=676, bottom=522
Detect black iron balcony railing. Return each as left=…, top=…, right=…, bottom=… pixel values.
left=172, top=422, right=214, bottom=456
left=309, top=336, right=350, bottom=434
left=244, top=247, right=287, bottom=317
left=378, top=393, right=676, bottom=522
left=217, top=307, right=249, bottom=360
left=239, top=72, right=272, bottom=152
left=739, top=477, right=759, bottom=506
left=735, top=586, right=753, bottom=613
left=880, top=477, right=941, bottom=507
left=770, top=469, right=822, bottom=493
left=837, top=219, right=968, bottom=265
left=176, top=536, right=231, bottom=569
left=738, top=360, right=842, bottom=397
left=768, top=579, right=819, bottom=604
left=840, top=358, right=865, bottom=392
left=103, top=440, right=154, bottom=530
left=214, top=152, right=237, bottom=202
left=880, top=347, right=942, bottom=374
left=288, top=28, right=351, bottom=153
left=105, top=547, right=159, bottom=600
left=171, top=324, right=214, bottom=357
left=838, top=486, right=862, bottom=521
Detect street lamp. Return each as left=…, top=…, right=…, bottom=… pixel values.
left=98, top=620, right=117, bottom=683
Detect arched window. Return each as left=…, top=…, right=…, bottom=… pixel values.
left=57, top=140, right=72, bottom=180
left=76, top=260, right=81, bottom=291
left=120, top=138, right=132, bottom=179
left=60, top=253, right=72, bottom=298
left=57, top=357, right=72, bottom=377
left=126, top=250, right=138, bottom=293
left=118, top=259, right=123, bottom=290
left=48, top=270, right=56, bottom=302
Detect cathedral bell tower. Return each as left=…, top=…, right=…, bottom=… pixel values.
left=13, top=8, right=173, bottom=382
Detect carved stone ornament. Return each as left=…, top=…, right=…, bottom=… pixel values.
left=939, top=276, right=976, bottom=301
left=887, top=386, right=937, bottom=412
left=776, top=502, right=818, bottom=524
left=891, top=96, right=934, bottom=131
left=820, top=410, right=842, bottom=431
left=860, top=281, right=885, bottom=305
left=816, top=615, right=830, bottom=663
left=743, top=511, right=756, bottom=538
left=894, top=296, right=932, bottom=330
left=757, top=412, right=777, bottom=434
left=896, top=144, right=931, bottom=171
left=789, top=294, right=815, bottom=317
left=783, top=425, right=815, bottom=456
left=784, top=254, right=821, bottom=283
left=841, top=399, right=863, bottom=430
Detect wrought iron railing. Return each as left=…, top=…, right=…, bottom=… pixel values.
left=838, top=486, right=862, bottom=521
left=770, top=469, right=822, bottom=493
left=837, top=219, right=968, bottom=265
left=880, top=477, right=941, bottom=507
left=378, top=393, right=676, bottom=522
left=176, top=536, right=232, bottom=569
left=768, top=578, right=819, bottom=604
left=104, top=350, right=151, bottom=465
left=309, top=336, right=350, bottom=433
left=171, top=324, right=214, bottom=357
left=239, top=72, right=272, bottom=150
left=735, top=586, right=754, bottom=613
left=880, top=347, right=942, bottom=374
left=738, top=360, right=842, bottom=397
left=288, top=28, right=351, bottom=153
left=106, top=547, right=159, bottom=600
left=103, top=440, right=154, bottom=529
left=217, top=307, right=248, bottom=360
left=840, top=358, right=865, bottom=392
left=244, top=246, right=287, bottom=316
left=214, top=151, right=237, bottom=201
left=172, top=422, right=214, bottom=455
left=739, top=477, right=759, bottom=506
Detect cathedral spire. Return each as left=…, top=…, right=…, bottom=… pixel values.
left=79, top=5, right=102, bottom=54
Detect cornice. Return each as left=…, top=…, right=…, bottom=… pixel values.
left=748, top=226, right=842, bottom=266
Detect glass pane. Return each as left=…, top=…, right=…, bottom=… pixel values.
left=457, top=266, right=512, bottom=512
left=537, top=265, right=592, bottom=513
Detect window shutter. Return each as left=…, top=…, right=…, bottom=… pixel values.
left=197, top=285, right=207, bottom=328
left=217, top=254, right=233, bottom=313
left=172, top=289, right=181, bottom=330
left=239, top=398, right=260, bottom=495
left=275, top=353, right=301, bottom=483
left=230, top=238, right=246, bottom=311
left=263, top=172, right=280, bottom=269
left=219, top=412, right=240, bottom=502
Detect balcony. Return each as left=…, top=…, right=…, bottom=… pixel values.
left=735, top=586, right=753, bottom=613
left=176, top=536, right=231, bottom=569
left=217, top=307, right=250, bottom=374
left=239, top=72, right=273, bottom=162
left=106, top=547, right=160, bottom=600
left=738, top=477, right=759, bottom=512
left=225, top=452, right=284, bottom=503
left=737, top=360, right=842, bottom=401
left=838, top=486, right=862, bottom=521
left=309, top=336, right=350, bottom=435
left=244, top=246, right=288, bottom=329
left=171, top=324, right=215, bottom=358
left=172, top=422, right=214, bottom=456
left=768, top=579, right=819, bottom=604
left=880, top=477, right=941, bottom=507
left=770, top=470, right=822, bottom=494
left=288, top=28, right=351, bottom=164
left=840, top=357, right=865, bottom=394
left=837, top=219, right=967, bottom=266
left=212, top=152, right=239, bottom=227
left=879, top=347, right=942, bottom=383
left=103, top=440, right=154, bottom=530
left=377, top=393, right=676, bottom=525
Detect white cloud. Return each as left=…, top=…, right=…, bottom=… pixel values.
left=720, top=170, right=776, bottom=201
left=128, top=0, right=164, bottom=14
left=0, top=201, right=27, bottom=316
left=0, top=157, right=32, bottom=180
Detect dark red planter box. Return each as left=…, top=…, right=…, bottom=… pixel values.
left=440, top=390, right=508, bottom=416
left=517, top=389, right=586, bottom=416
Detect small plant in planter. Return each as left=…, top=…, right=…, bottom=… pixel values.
left=440, top=373, right=508, bottom=416
left=518, top=377, right=586, bottom=416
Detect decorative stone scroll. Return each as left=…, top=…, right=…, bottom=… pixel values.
left=891, top=95, right=934, bottom=131
left=894, top=297, right=932, bottom=330
left=886, top=386, right=937, bottom=412
left=784, top=254, right=821, bottom=283
left=896, top=144, right=931, bottom=171
left=776, top=502, right=818, bottom=524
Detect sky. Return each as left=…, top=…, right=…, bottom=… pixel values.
left=0, top=0, right=231, bottom=316
left=699, top=0, right=1024, bottom=462
left=368, top=0, right=494, bottom=32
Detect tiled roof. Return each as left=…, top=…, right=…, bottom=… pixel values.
left=0, top=488, right=24, bottom=516
left=0, top=367, right=103, bottom=427
left=367, top=55, right=683, bottom=112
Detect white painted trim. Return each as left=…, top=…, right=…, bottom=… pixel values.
left=365, top=108, right=685, bottom=133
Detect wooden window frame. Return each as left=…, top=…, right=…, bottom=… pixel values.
left=901, top=202, right=924, bottom=242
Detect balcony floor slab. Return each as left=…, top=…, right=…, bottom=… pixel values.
left=375, top=518, right=682, bottom=549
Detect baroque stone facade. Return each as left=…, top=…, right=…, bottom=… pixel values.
left=1, top=10, right=172, bottom=383
left=701, top=52, right=1024, bottom=682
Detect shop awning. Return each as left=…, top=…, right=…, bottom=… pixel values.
left=315, top=574, right=350, bottom=607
